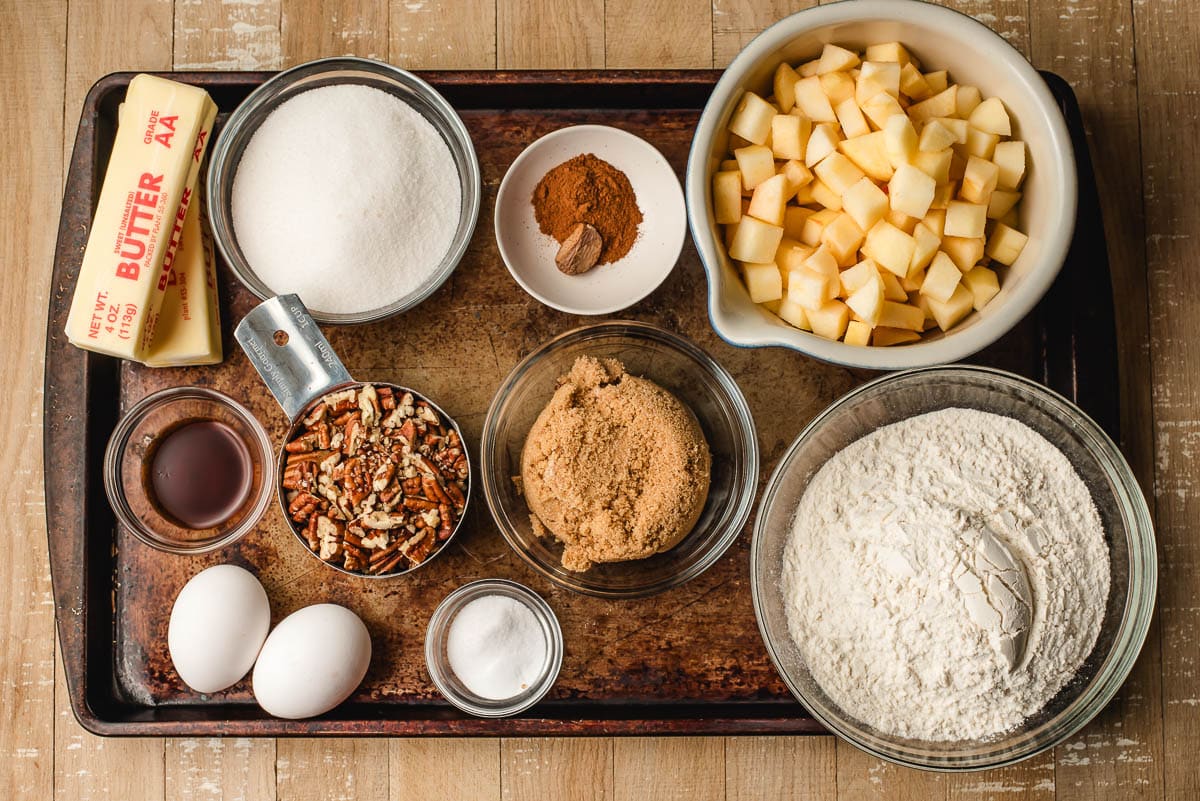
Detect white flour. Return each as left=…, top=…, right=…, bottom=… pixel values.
left=782, top=408, right=1109, bottom=741
left=232, top=84, right=461, bottom=315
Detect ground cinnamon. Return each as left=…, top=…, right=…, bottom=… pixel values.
left=531, top=153, right=643, bottom=266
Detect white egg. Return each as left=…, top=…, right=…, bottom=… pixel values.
left=252, top=603, right=371, bottom=719
left=168, top=564, right=271, bottom=694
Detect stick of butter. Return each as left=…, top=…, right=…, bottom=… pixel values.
left=65, top=74, right=217, bottom=360
left=142, top=192, right=222, bottom=367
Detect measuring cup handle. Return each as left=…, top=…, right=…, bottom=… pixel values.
left=234, top=294, right=354, bottom=420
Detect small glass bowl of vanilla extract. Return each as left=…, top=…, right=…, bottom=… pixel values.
left=104, top=387, right=274, bottom=554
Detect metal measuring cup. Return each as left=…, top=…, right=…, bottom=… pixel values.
left=235, top=294, right=470, bottom=578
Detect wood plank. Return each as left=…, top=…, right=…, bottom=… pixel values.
left=0, top=2, right=66, bottom=801
left=165, top=738, right=276, bottom=801
left=390, top=739, right=501, bottom=801
left=835, top=740, right=946, bottom=801
left=947, top=752, right=1055, bottom=800
left=496, top=0, right=604, bottom=68
left=612, top=737, right=724, bottom=801
left=712, top=0, right=814, bottom=67
left=1029, top=2, right=1165, bottom=799
left=725, top=736, right=835, bottom=801
left=1131, top=0, right=1200, bottom=798
left=276, top=739, right=389, bottom=801
left=390, top=0, right=497, bottom=69
left=605, top=0, right=713, bottom=69
left=174, top=0, right=282, bottom=69
left=55, top=3, right=172, bottom=796
left=281, top=0, right=389, bottom=64
left=500, top=738, right=613, bottom=801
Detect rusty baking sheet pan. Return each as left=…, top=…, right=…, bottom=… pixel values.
left=44, top=70, right=1116, bottom=736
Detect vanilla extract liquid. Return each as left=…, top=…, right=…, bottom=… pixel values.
left=146, top=420, right=253, bottom=529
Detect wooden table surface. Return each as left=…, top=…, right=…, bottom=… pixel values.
left=4, top=0, right=1195, bottom=798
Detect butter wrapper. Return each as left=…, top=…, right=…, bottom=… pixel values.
left=65, top=74, right=217, bottom=360
left=143, top=191, right=223, bottom=367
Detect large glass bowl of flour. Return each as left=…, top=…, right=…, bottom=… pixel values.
left=751, top=366, right=1156, bottom=771
left=207, top=57, right=481, bottom=324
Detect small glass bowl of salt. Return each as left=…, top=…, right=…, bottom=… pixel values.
left=425, top=579, right=563, bottom=718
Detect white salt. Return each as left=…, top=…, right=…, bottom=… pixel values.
left=231, top=84, right=461, bottom=315
left=446, top=595, right=547, bottom=701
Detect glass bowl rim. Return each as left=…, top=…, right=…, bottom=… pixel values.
left=480, top=320, right=760, bottom=599
left=424, top=578, right=564, bottom=718
left=750, top=364, right=1157, bottom=771
left=205, top=55, right=483, bottom=325
left=102, top=386, right=276, bottom=555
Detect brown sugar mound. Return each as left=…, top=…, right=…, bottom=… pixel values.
left=531, top=153, right=643, bottom=264
left=520, top=356, right=712, bottom=572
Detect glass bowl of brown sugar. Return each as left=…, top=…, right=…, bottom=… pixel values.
left=480, top=321, right=758, bottom=598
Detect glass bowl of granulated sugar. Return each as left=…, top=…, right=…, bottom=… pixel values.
left=751, top=366, right=1156, bottom=771
left=207, top=57, right=481, bottom=324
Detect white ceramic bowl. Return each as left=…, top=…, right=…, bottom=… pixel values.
left=685, top=0, right=1077, bottom=369
left=495, top=125, right=687, bottom=315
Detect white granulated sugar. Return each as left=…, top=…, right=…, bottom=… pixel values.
left=783, top=408, right=1109, bottom=741
left=232, top=84, right=461, bottom=315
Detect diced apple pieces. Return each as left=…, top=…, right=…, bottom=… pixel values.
left=780, top=159, right=814, bottom=197
left=963, top=265, right=1000, bottom=310
left=820, top=212, right=866, bottom=265
left=919, top=119, right=957, bottom=152
left=909, top=86, right=957, bottom=121
left=747, top=174, right=789, bottom=225
left=956, top=85, right=982, bottom=116
left=909, top=221, right=940, bottom=272
left=842, top=177, right=890, bottom=231
left=800, top=207, right=839, bottom=246
left=770, top=114, right=808, bottom=160
left=808, top=299, right=851, bottom=340
left=814, top=152, right=866, bottom=196
left=806, top=123, right=841, bottom=166
left=713, top=170, right=743, bottom=224
left=930, top=117, right=968, bottom=144
left=774, top=239, right=811, bottom=272
left=877, top=301, right=925, bottom=331
left=862, top=220, right=917, bottom=277
left=820, top=71, right=857, bottom=104
left=899, top=63, right=932, bottom=100
left=777, top=298, right=811, bottom=330
left=774, top=63, right=801, bottom=113
left=924, top=70, right=948, bottom=94
left=743, top=262, right=783, bottom=303
left=888, top=163, right=936, bottom=219
left=987, top=189, right=1021, bottom=220
left=942, top=235, right=985, bottom=272
left=873, top=327, right=921, bottom=346
left=856, top=62, right=901, bottom=104
left=730, top=216, right=784, bottom=263
left=944, top=201, right=988, bottom=238
left=960, top=156, right=1000, bottom=204
left=846, top=269, right=885, bottom=325
left=839, top=131, right=894, bottom=181
left=860, top=92, right=906, bottom=130
left=835, top=97, right=871, bottom=138
left=986, top=222, right=1028, bottom=265
left=818, top=43, right=861, bottom=74
left=968, top=97, right=1011, bottom=136
left=884, top=115, right=919, bottom=168
left=922, top=209, right=946, bottom=238
left=788, top=266, right=838, bottom=310
left=729, top=91, right=777, bottom=145
left=913, top=148, right=952, bottom=183
left=795, top=76, right=838, bottom=122
left=921, top=251, right=963, bottom=303
left=734, top=144, right=776, bottom=189
left=964, top=127, right=1000, bottom=160
left=844, top=320, right=873, bottom=346
left=865, top=42, right=911, bottom=65
left=783, top=206, right=814, bottom=240
left=880, top=270, right=907, bottom=301
left=840, top=259, right=878, bottom=295
left=809, top=180, right=843, bottom=211
left=928, top=284, right=975, bottom=331
left=993, top=140, right=1026, bottom=188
